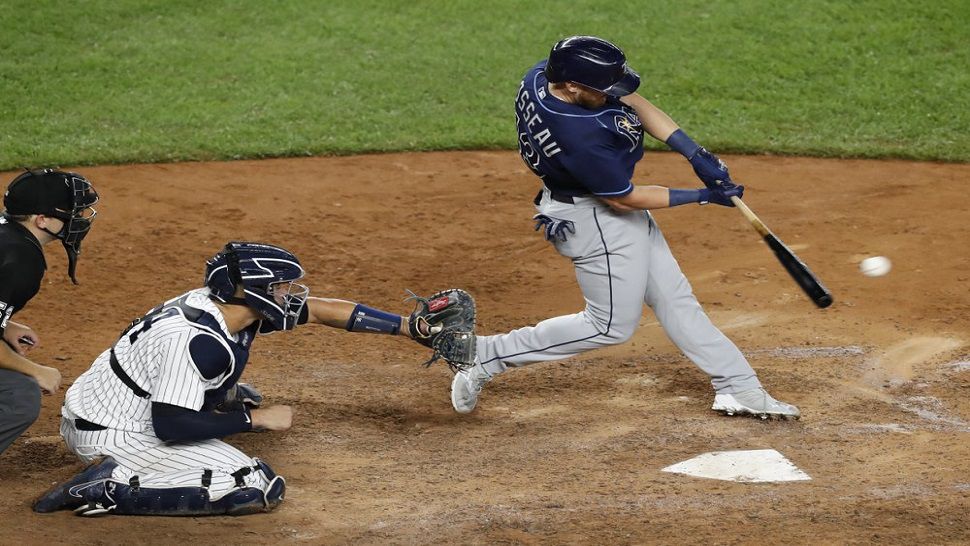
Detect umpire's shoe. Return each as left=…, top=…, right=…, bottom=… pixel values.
left=33, top=457, right=118, bottom=513
left=712, top=388, right=801, bottom=420
left=451, top=363, right=493, bottom=414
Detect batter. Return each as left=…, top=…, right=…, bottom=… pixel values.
left=451, top=36, right=799, bottom=420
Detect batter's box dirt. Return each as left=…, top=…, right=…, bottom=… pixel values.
left=3, top=152, right=970, bottom=544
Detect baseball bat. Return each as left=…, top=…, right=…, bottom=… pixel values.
left=730, top=195, right=833, bottom=308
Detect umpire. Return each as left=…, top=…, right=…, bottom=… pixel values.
left=0, top=169, right=99, bottom=456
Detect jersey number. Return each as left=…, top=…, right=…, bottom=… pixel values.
left=122, top=306, right=179, bottom=345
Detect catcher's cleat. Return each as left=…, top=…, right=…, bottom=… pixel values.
left=33, top=456, right=118, bottom=513
left=712, top=388, right=800, bottom=420
left=451, top=363, right=493, bottom=414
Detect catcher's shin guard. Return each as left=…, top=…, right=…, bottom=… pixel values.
left=75, top=460, right=285, bottom=517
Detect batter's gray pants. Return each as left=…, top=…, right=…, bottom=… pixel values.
left=476, top=188, right=762, bottom=394
left=0, top=369, right=41, bottom=456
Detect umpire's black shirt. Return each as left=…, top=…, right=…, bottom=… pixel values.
left=0, top=218, right=46, bottom=337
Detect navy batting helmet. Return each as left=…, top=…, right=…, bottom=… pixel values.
left=544, top=36, right=640, bottom=97
left=205, top=242, right=308, bottom=331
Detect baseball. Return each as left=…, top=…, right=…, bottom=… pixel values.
left=860, top=256, right=891, bottom=277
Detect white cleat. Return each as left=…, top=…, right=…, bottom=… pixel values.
left=712, top=388, right=801, bottom=420
left=451, top=364, right=493, bottom=414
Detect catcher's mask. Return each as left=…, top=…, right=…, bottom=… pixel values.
left=3, top=169, right=99, bottom=284
left=204, top=242, right=309, bottom=331
left=544, top=35, right=640, bottom=97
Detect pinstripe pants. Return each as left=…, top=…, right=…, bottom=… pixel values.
left=475, top=188, right=762, bottom=394
left=60, top=407, right=270, bottom=500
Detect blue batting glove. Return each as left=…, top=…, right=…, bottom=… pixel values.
left=689, top=148, right=732, bottom=189
left=698, top=184, right=744, bottom=207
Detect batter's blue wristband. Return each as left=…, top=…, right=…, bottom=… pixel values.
left=666, top=129, right=702, bottom=159
left=668, top=189, right=704, bottom=207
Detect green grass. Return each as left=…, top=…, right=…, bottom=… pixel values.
left=1, top=0, right=967, bottom=169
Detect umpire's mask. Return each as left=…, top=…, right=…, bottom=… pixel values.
left=3, top=169, right=99, bottom=284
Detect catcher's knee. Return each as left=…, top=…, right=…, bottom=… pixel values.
left=218, top=458, right=286, bottom=516
left=221, top=472, right=286, bottom=516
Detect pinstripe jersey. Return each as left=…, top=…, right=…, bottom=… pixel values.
left=65, top=288, right=255, bottom=434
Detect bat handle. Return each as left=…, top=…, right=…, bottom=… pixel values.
left=730, top=196, right=771, bottom=238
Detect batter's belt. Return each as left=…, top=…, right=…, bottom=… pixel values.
left=535, top=189, right=590, bottom=205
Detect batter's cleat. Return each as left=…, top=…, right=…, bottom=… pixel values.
left=712, top=388, right=801, bottom=420
left=33, top=457, right=119, bottom=513
left=451, top=363, right=493, bottom=414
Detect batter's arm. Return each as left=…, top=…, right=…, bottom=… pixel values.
left=600, top=185, right=743, bottom=213
left=599, top=185, right=673, bottom=212
left=620, top=92, right=733, bottom=190
left=617, top=93, right=679, bottom=142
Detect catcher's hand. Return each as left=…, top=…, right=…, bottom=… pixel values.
left=407, top=288, right=476, bottom=371
left=215, top=383, right=263, bottom=413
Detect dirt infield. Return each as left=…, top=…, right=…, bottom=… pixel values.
left=1, top=151, right=968, bottom=544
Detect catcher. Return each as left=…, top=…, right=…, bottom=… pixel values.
left=33, top=241, right=472, bottom=517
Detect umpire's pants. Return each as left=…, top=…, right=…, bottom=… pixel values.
left=0, top=369, right=41, bottom=456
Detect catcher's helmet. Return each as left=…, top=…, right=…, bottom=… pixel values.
left=544, top=36, right=640, bottom=97
left=205, top=242, right=308, bottom=331
left=3, top=169, right=99, bottom=284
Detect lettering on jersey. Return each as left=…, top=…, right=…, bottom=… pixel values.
left=532, top=128, right=562, bottom=157
left=516, top=84, right=562, bottom=171
left=614, top=111, right=643, bottom=150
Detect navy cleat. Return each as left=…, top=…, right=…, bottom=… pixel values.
left=33, top=457, right=118, bottom=513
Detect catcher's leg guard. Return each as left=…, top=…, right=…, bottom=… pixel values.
left=75, top=460, right=285, bottom=517
left=33, top=456, right=119, bottom=513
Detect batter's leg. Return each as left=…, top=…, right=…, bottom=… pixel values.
left=452, top=204, right=652, bottom=414
left=476, top=206, right=651, bottom=375
left=641, top=217, right=761, bottom=394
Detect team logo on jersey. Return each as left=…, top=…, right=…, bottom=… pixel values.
left=614, top=112, right=643, bottom=150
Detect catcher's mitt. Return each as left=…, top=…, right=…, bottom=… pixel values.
left=407, top=288, right=476, bottom=371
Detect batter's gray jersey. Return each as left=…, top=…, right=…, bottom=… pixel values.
left=475, top=187, right=761, bottom=394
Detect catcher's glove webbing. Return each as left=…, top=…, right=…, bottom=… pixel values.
left=407, top=288, right=476, bottom=371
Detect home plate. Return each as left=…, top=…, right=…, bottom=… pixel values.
left=662, top=449, right=811, bottom=483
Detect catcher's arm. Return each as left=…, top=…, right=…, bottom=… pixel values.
left=304, top=296, right=430, bottom=337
